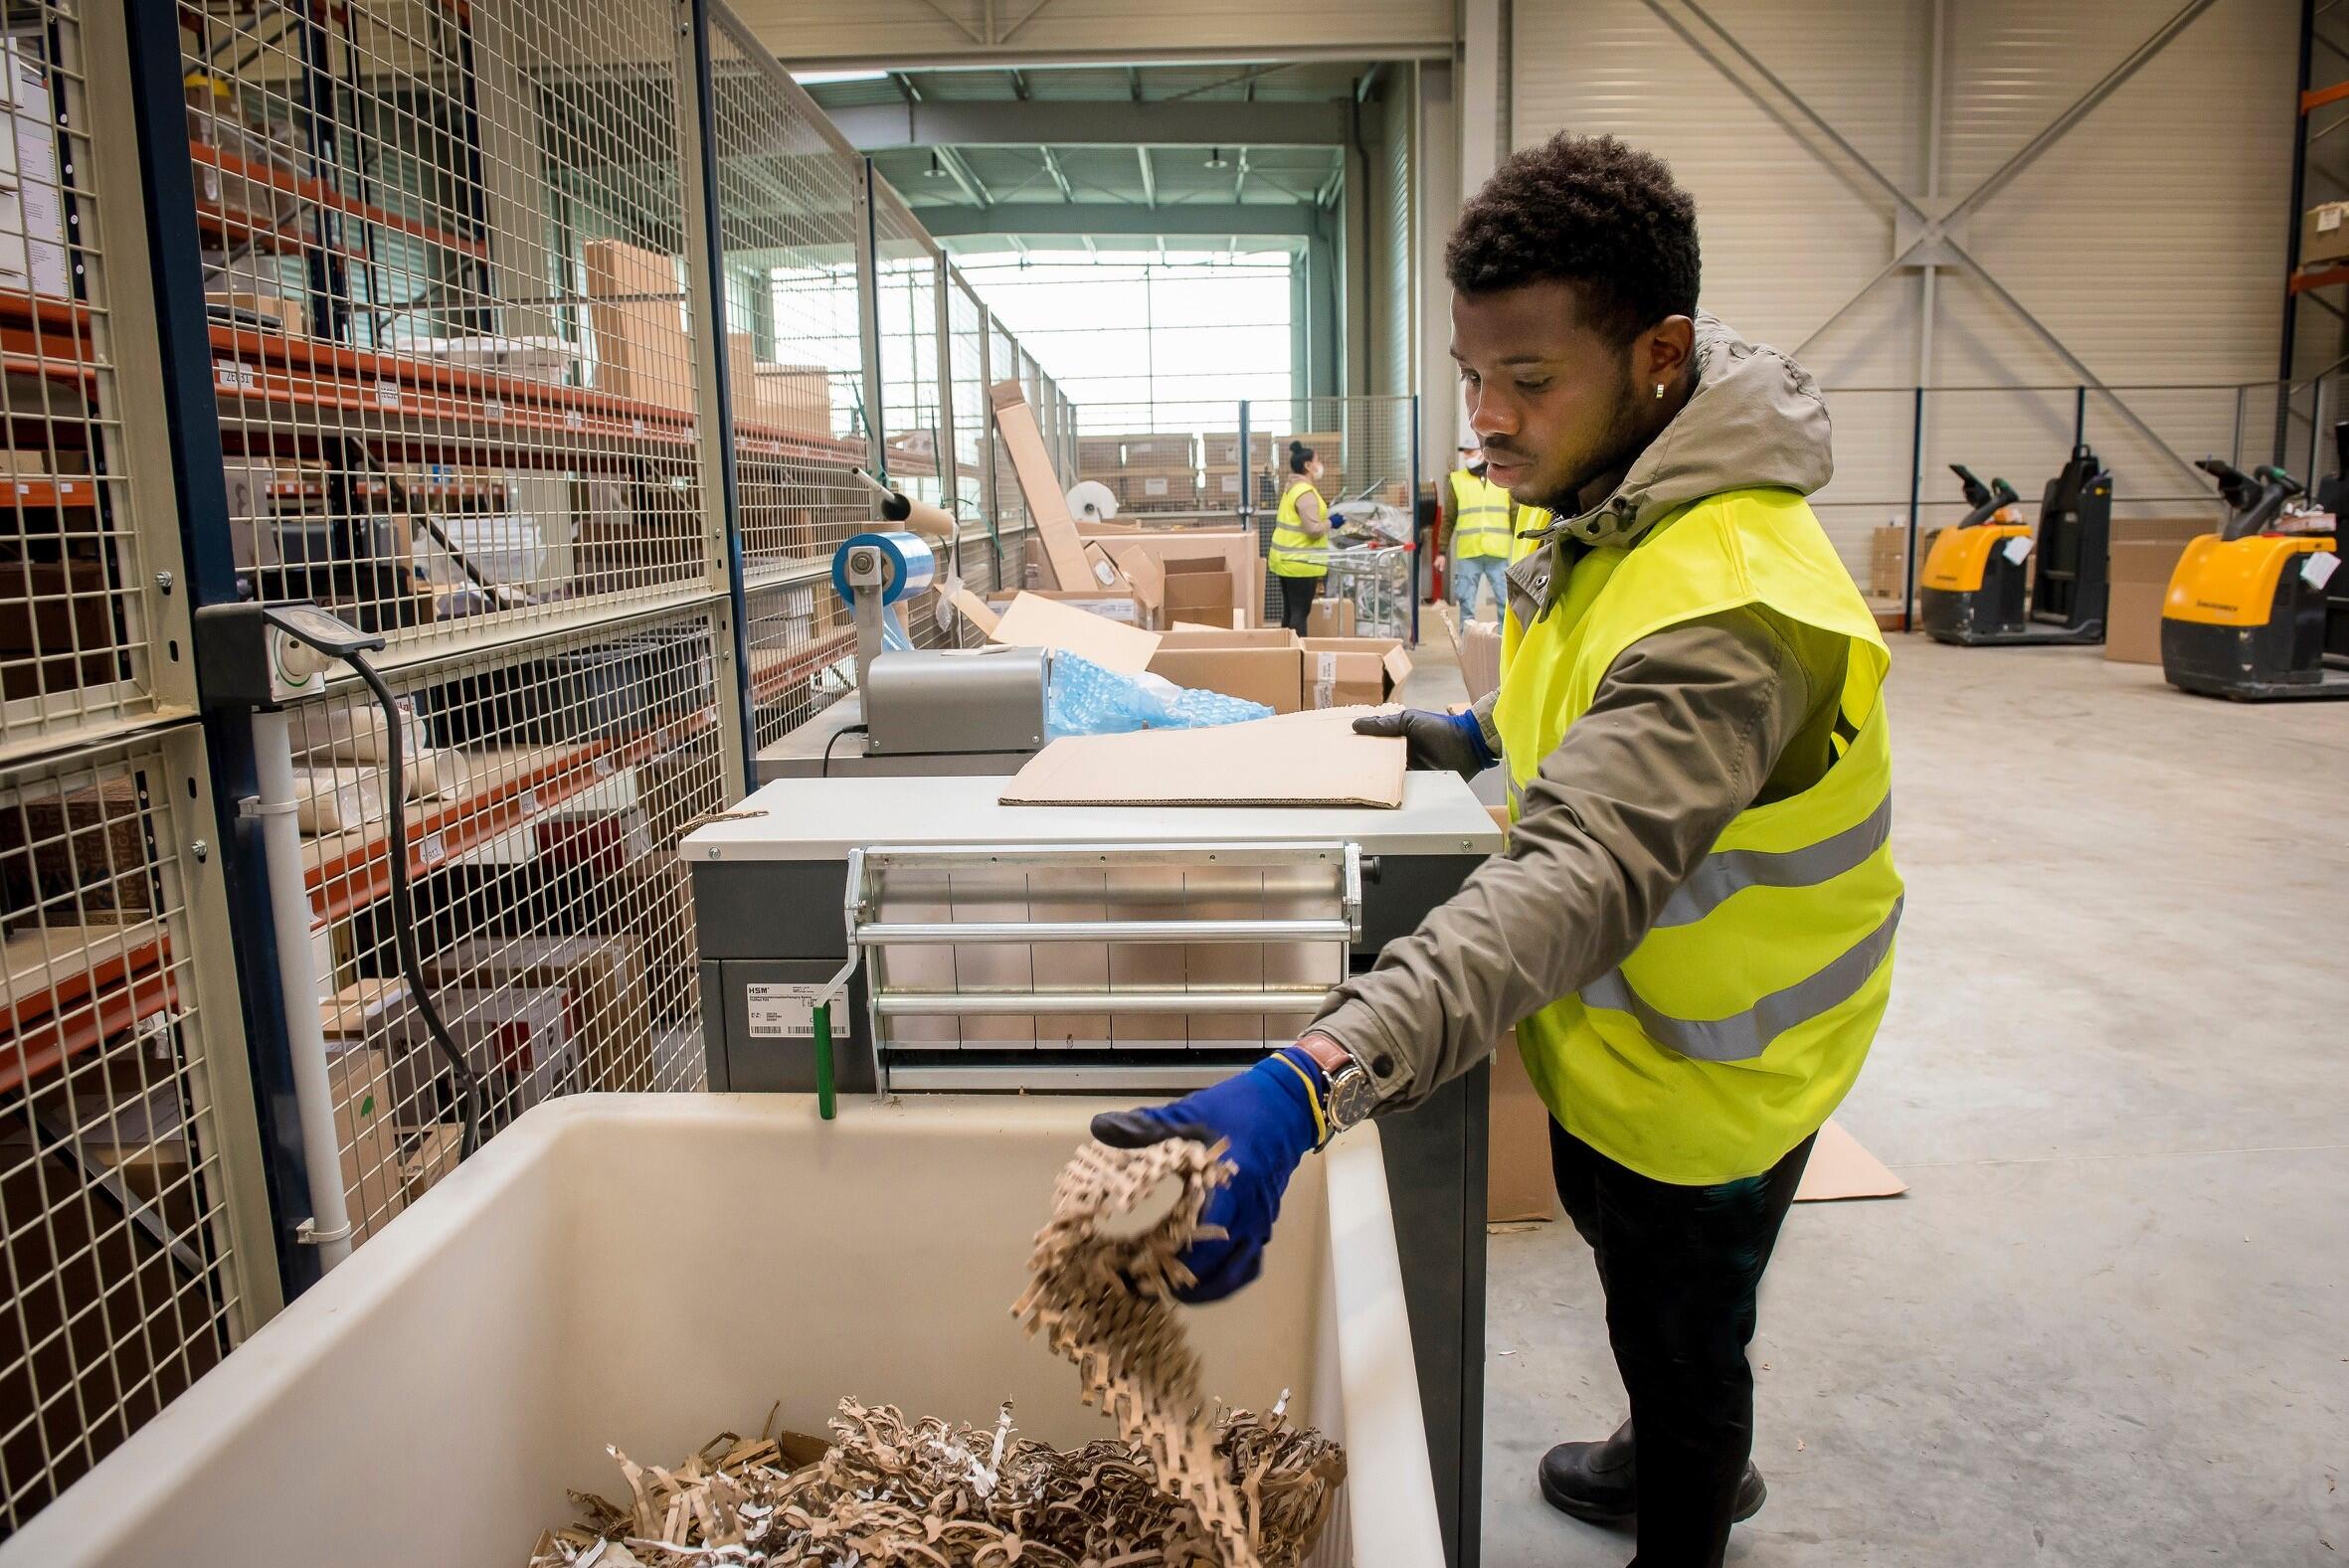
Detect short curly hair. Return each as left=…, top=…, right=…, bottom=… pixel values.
left=1445, top=133, right=1700, bottom=345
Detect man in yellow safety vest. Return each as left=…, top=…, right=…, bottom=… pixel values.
left=1091, top=134, right=1898, bottom=1568
left=1447, top=440, right=1519, bottom=620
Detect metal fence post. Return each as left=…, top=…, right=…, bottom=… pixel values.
left=1408, top=393, right=1423, bottom=645
left=683, top=0, right=755, bottom=796
left=122, top=0, right=321, bottom=1303
left=1904, top=386, right=1925, bottom=633
left=854, top=159, right=884, bottom=475
left=1238, top=400, right=1253, bottom=526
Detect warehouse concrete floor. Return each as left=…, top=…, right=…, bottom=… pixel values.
left=1430, top=633, right=2349, bottom=1567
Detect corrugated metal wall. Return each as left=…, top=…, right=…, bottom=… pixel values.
left=1511, top=0, right=2296, bottom=565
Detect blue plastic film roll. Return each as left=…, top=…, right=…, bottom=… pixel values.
left=832, top=530, right=937, bottom=610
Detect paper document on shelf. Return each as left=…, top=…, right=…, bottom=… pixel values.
left=1000, top=706, right=1404, bottom=808
left=989, top=591, right=1163, bottom=674
left=1793, top=1119, right=1906, bottom=1202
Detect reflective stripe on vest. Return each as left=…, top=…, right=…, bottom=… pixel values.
left=1270, top=479, right=1329, bottom=577
left=1580, top=896, right=1903, bottom=1062
left=1449, top=470, right=1515, bottom=560
left=1654, top=788, right=1894, bottom=929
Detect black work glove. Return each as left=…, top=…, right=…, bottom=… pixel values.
left=1351, top=708, right=1498, bottom=781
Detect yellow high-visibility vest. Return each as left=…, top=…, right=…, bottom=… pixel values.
left=1448, top=468, right=1518, bottom=561
left=1269, top=479, right=1329, bottom=578
left=1493, top=486, right=1901, bottom=1184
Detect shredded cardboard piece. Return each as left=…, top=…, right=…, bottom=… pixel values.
left=528, top=1141, right=1343, bottom=1566
left=1013, top=1137, right=1344, bottom=1568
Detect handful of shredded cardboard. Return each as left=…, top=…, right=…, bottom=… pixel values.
left=530, top=1138, right=1345, bottom=1567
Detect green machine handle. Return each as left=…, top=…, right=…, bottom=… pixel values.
left=812, top=1003, right=837, bottom=1121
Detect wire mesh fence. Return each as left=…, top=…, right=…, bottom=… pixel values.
left=0, top=0, right=1070, bottom=1534
left=1, top=4, right=162, bottom=758
left=0, top=734, right=256, bottom=1532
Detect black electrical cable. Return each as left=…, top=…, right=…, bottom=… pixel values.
left=349, top=651, right=486, bottom=1159
left=821, top=723, right=869, bottom=778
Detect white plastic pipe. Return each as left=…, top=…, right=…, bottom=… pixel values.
left=251, top=708, right=354, bottom=1271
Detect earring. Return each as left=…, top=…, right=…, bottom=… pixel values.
left=1654, top=383, right=1665, bottom=400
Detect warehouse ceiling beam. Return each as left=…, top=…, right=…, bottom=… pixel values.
left=826, top=99, right=1351, bottom=150
left=1641, top=0, right=2216, bottom=487
left=886, top=71, right=990, bottom=209
left=1137, top=146, right=1157, bottom=208
left=1039, top=144, right=1077, bottom=202
left=916, top=203, right=1320, bottom=239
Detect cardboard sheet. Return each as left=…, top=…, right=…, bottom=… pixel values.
left=1793, top=1119, right=1906, bottom=1202
left=1000, top=707, right=1404, bottom=808
left=991, top=380, right=1093, bottom=590
left=1113, top=544, right=1166, bottom=621
left=989, top=591, right=1163, bottom=674
left=948, top=587, right=1001, bottom=636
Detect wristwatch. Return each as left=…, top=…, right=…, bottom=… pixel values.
left=1321, top=1051, right=1379, bottom=1141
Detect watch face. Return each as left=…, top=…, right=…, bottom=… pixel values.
left=1328, top=1066, right=1377, bottom=1131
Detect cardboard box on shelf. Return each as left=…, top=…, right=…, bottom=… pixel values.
left=1301, top=637, right=1413, bottom=708
left=1123, top=471, right=1198, bottom=508
left=205, top=289, right=306, bottom=336
left=725, top=332, right=757, bottom=415
left=422, top=935, right=651, bottom=1093
left=328, top=1045, right=423, bottom=1243
left=1201, top=469, right=1246, bottom=504
left=0, top=776, right=151, bottom=922
left=1488, top=1032, right=1557, bottom=1223
left=1120, top=436, right=1194, bottom=466
left=1307, top=598, right=1356, bottom=638
left=750, top=364, right=833, bottom=433
left=0, top=560, right=122, bottom=702
left=1147, top=627, right=1304, bottom=713
left=1869, top=523, right=1909, bottom=600
left=583, top=239, right=690, bottom=412
left=2302, top=202, right=2349, bottom=271
left=1077, top=436, right=1130, bottom=471
left=1201, top=432, right=1274, bottom=468
left=2105, top=516, right=2214, bottom=666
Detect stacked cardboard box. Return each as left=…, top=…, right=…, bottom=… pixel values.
left=1122, top=469, right=1198, bottom=510
left=1869, top=523, right=1909, bottom=601
left=2105, top=516, right=2213, bottom=666
left=584, top=239, right=690, bottom=412
left=1144, top=627, right=1412, bottom=713
left=2302, top=202, right=2349, bottom=271
left=751, top=364, right=833, bottom=433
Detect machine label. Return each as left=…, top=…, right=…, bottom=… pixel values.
left=746, top=982, right=850, bottom=1040
left=2001, top=536, right=2034, bottom=565
left=2305, top=552, right=2341, bottom=591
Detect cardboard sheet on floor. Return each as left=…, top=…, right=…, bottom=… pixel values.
left=1793, top=1119, right=1905, bottom=1202
left=1000, top=706, right=1404, bottom=807
left=988, top=591, right=1163, bottom=674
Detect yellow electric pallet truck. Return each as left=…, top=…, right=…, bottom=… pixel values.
left=2161, top=458, right=2348, bottom=701
left=1917, top=445, right=2112, bottom=646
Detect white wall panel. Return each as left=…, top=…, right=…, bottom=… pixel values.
left=1510, top=0, right=2294, bottom=571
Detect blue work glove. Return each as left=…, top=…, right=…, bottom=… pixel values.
left=1090, top=1046, right=1330, bottom=1304
left=1352, top=707, right=1498, bottom=780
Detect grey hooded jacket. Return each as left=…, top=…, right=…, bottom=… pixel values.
left=1310, top=315, right=1859, bottom=1119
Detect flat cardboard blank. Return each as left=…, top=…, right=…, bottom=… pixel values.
left=1001, top=707, right=1405, bottom=808
left=1793, top=1119, right=1906, bottom=1202
left=990, top=381, right=1092, bottom=591
left=989, top=592, right=1163, bottom=674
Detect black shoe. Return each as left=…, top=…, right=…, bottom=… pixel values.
left=1536, top=1420, right=1767, bottom=1525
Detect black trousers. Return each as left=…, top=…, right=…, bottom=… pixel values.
left=1550, top=1121, right=1816, bottom=1568
left=1277, top=573, right=1319, bottom=634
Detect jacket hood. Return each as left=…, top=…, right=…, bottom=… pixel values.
left=1527, top=312, right=1833, bottom=553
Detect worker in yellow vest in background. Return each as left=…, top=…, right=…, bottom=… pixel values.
left=1268, top=440, right=1330, bottom=634
left=1447, top=442, right=1519, bottom=620
left=1093, top=133, right=1899, bottom=1568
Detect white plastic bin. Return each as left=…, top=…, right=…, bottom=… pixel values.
left=7, top=1095, right=1440, bottom=1568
